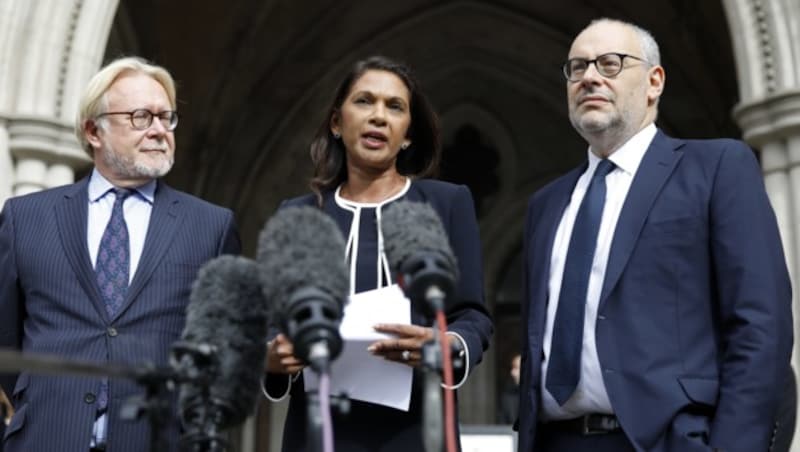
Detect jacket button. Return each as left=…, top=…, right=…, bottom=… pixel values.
left=107, top=327, right=118, bottom=337
left=84, top=393, right=96, bottom=404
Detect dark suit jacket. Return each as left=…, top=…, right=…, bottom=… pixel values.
left=0, top=177, right=240, bottom=452
left=266, top=179, right=493, bottom=452
left=518, top=131, right=793, bottom=452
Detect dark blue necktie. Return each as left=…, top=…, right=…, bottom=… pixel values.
left=546, top=159, right=615, bottom=406
left=96, top=188, right=132, bottom=317
left=95, top=187, right=132, bottom=411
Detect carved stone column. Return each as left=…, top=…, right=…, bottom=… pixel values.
left=725, top=0, right=800, bottom=447
left=0, top=0, right=119, bottom=203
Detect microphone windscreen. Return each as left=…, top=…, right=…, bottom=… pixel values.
left=380, top=200, right=459, bottom=281
left=256, top=206, right=349, bottom=322
left=179, top=255, right=268, bottom=427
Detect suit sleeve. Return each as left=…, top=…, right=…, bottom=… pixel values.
left=262, top=322, right=293, bottom=401
left=708, top=141, right=793, bottom=451
left=216, top=209, right=241, bottom=255
left=515, top=195, right=536, bottom=433
left=0, top=199, right=23, bottom=398
left=261, top=198, right=303, bottom=400
left=443, top=185, right=493, bottom=380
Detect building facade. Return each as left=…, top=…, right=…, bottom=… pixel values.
left=1, top=1, right=799, bottom=450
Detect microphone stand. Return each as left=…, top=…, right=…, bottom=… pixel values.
left=417, top=284, right=461, bottom=452
left=420, top=285, right=445, bottom=452
left=283, top=286, right=344, bottom=452
left=169, top=341, right=228, bottom=452
left=0, top=347, right=213, bottom=452
left=120, top=365, right=181, bottom=452
left=306, top=342, right=334, bottom=452
left=395, top=252, right=460, bottom=452
left=177, top=397, right=229, bottom=452
left=421, top=330, right=444, bottom=452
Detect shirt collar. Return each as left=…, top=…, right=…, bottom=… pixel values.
left=587, top=123, right=657, bottom=176
left=87, top=168, right=157, bottom=204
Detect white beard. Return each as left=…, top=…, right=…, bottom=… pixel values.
left=101, top=143, right=174, bottom=180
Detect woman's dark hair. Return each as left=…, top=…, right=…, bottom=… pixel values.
left=309, top=56, right=441, bottom=204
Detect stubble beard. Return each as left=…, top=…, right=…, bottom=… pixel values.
left=572, top=110, right=620, bottom=135
left=570, top=105, right=639, bottom=153
left=102, top=143, right=174, bottom=180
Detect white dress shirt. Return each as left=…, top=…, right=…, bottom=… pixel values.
left=540, top=124, right=656, bottom=420
left=87, top=169, right=155, bottom=280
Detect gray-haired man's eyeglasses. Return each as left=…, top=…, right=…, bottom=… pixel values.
left=95, top=109, right=178, bottom=131
left=563, top=53, right=650, bottom=82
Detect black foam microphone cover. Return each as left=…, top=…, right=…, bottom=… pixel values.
left=256, top=205, right=348, bottom=368
left=176, top=255, right=268, bottom=430
left=380, top=200, right=458, bottom=316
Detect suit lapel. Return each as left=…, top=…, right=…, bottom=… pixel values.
left=113, top=181, right=184, bottom=321
left=599, top=131, right=684, bottom=309
left=55, top=179, right=109, bottom=321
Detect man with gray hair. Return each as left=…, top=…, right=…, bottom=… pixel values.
left=518, top=18, right=792, bottom=452
left=0, top=57, right=240, bottom=452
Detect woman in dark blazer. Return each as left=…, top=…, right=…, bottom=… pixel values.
left=262, top=56, right=493, bottom=451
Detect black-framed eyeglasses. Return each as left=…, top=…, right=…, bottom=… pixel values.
left=563, top=53, right=650, bottom=82
left=95, top=109, right=179, bottom=131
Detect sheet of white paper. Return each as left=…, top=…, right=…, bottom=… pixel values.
left=304, top=284, right=413, bottom=411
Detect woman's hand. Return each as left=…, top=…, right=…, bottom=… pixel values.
left=265, top=333, right=306, bottom=374
left=368, top=323, right=437, bottom=368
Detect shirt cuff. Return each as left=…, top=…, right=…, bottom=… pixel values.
left=441, top=331, right=469, bottom=389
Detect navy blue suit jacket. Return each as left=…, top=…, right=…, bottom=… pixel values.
left=267, top=179, right=493, bottom=452
left=0, top=177, right=240, bottom=452
left=519, top=131, right=793, bottom=452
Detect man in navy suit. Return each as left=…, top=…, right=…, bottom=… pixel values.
left=0, top=57, right=240, bottom=452
left=518, top=18, right=793, bottom=452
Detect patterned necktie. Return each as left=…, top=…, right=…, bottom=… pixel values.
left=546, top=159, right=615, bottom=406
left=95, top=187, right=131, bottom=412
left=96, top=188, right=132, bottom=317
